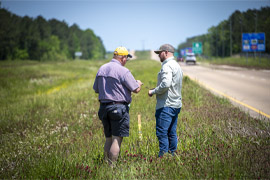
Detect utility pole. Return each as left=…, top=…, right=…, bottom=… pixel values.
left=216, top=30, right=218, bottom=57
left=255, top=11, right=257, bottom=33
left=254, top=11, right=257, bottom=59
left=230, top=17, right=232, bottom=57
left=240, top=16, right=243, bottom=34
left=240, top=15, right=243, bottom=57
left=222, top=23, right=224, bottom=58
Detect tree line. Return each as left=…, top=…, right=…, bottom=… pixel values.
left=177, top=7, right=270, bottom=57
left=0, top=8, right=106, bottom=61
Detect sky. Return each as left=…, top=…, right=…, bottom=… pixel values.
left=1, top=0, right=270, bottom=52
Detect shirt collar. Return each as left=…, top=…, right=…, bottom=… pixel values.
left=111, top=59, right=122, bottom=65
left=162, top=56, right=174, bottom=65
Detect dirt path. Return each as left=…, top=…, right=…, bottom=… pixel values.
left=150, top=50, right=160, bottom=62
left=129, top=50, right=137, bottom=60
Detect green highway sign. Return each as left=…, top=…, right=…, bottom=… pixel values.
left=192, top=42, right=203, bottom=54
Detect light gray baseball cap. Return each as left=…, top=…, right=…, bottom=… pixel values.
left=154, top=44, right=175, bottom=54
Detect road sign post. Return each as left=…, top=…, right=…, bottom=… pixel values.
left=174, top=52, right=179, bottom=58
left=75, top=52, right=82, bottom=59
left=181, top=47, right=192, bottom=57
left=242, top=33, right=265, bottom=64
left=192, top=42, right=203, bottom=55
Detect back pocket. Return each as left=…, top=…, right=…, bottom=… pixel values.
left=108, top=106, right=123, bottom=121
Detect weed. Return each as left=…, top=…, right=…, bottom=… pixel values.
left=0, top=59, right=269, bottom=179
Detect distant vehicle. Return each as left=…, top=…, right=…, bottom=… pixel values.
left=185, top=53, right=196, bottom=64
left=177, top=57, right=184, bottom=62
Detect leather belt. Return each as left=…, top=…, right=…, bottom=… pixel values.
left=100, top=101, right=128, bottom=106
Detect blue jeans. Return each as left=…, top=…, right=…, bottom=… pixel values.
left=155, top=107, right=181, bottom=157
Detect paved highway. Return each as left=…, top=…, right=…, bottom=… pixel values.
left=179, top=62, right=270, bottom=120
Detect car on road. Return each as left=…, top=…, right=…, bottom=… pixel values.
left=177, top=57, right=184, bottom=62
left=185, top=53, right=196, bottom=64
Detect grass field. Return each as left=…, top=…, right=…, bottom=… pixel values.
left=134, top=51, right=151, bottom=60
left=198, top=56, right=270, bottom=69
left=0, top=59, right=269, bottom=179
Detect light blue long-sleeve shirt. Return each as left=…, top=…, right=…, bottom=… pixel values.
left=152, top=57, right=183, bottom=110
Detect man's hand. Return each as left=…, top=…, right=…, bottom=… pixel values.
left=148, top=89, right=154, bottom=97
left=133, top=80, right=143, bottom=93
left=136, top=80, right=143, bottom=86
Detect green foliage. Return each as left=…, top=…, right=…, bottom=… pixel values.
left=134, top=50, right=151, bottom=60
left=0, top=60, right=269, bottom=179
left=13, top=48, right=29, bottom=60
left=177, top=7, right=270, bottom=57
left=38, top=35, right=68, bottom=61
left=0, top=9, right=106, bottom=61
left=80, top=29, right=106, bottom=59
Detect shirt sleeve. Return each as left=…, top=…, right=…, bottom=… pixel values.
left=93, top=75, right=99, bottom=93
left=152, top=65, right=172, bottom=95
left=122, top=71, right=139, bottom=92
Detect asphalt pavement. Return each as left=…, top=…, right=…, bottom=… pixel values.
left=179, top=62, right=270, bottom=121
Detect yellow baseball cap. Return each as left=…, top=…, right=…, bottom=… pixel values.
left=114, top=46, right=132, bottom=58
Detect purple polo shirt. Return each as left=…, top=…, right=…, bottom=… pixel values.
left=93, top=59, right=139, bottom=103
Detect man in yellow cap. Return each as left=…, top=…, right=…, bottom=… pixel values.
left=93, top=46, right=143, bottom=166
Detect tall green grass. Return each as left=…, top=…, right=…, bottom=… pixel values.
left=0, top=59, right=269, bottom=179
left=134, top=51, right=151, bottom=60
left=198, top=56, right=270, bottom=69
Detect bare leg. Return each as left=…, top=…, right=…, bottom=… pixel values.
left=109, top=136, right=123, bottom=166
left=104, top=137, right=112, bottom=163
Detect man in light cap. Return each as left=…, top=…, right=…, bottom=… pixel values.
left=93, top=46, right=143, bottom=166
left=148, top=44, right=183, bottom=157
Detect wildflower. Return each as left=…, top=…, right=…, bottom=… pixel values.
left=125, top=150, right=128, bottom=153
